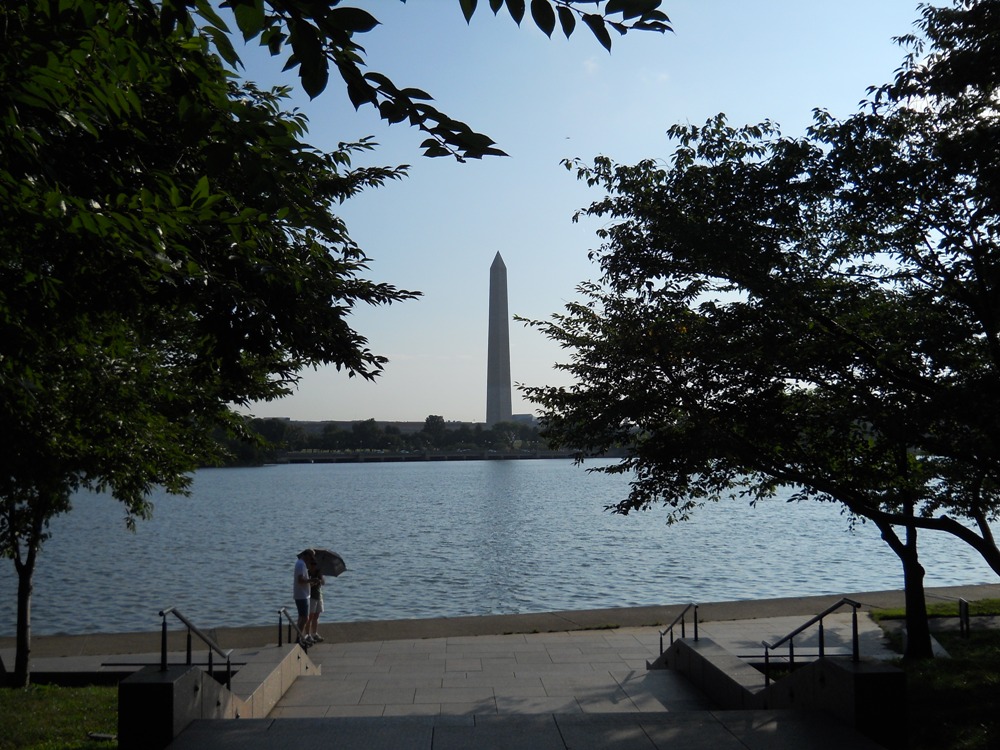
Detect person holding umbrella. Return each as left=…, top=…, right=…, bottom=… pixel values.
left=293, top=549, right=317, bottom=645
left=306, top=556, right=325, bottom=642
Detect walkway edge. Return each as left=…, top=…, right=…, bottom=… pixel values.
left=4, top=583, right=998, bottom=659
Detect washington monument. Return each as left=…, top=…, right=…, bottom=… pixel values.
left=486, top=252, right=512, bottom=426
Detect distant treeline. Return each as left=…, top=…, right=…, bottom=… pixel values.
left=216, top=415, right=547, bottom=466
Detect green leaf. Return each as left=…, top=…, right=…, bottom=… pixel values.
left=192, top=175, right=211, bottom=201
left=557, top=6, right=576, bottom=38
left=606, top=0, right=661, bottom=21
left=530, top=0, right=555, bottom=38
left=326, top=7, right=380, bottom=34
left=348, top=83, right=376, bottom=109
left=192, top=0, right=231, bottom=33
left=363, top=72, right=400, bottom=96
left=288, top=20, right=328, bottom=96
left=421, top=141, right=453, bottom=158
left=505, top=0, right=525, bottom=25
left=400, top=87, right=434, bottom=101
left=489, top=0, right=504, bottom=13
left=460, top=0, right=477, bottom=23
left=204, top=25, right=241, bottom=68
left=261, top=27, right=286, bottom=55
left=378, top=100, right=408, bottom=125
left=232, top=0, right=266, bottom=41
left=582, top=13, right=612, bottom=52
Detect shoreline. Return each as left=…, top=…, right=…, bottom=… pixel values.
left=4, top=583, right=998, bottom=660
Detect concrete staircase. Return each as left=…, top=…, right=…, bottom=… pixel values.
left=118, top=642, right=318, bottom=748
left=651, top=634, right=905, bottom=749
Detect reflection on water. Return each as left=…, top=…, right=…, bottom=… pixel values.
left=0, top=459, right=995, bottom=636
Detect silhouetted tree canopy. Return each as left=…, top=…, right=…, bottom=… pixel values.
left=524, top=0, right=1000, bottom=659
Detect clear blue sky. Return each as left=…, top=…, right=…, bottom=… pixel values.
left=239, top=1, right=926, bottom=424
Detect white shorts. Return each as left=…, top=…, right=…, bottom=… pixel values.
left=310, top=598, right=324, bottom=615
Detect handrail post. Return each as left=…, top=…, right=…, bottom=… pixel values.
left=278, top=610, right=284, bottom=646
left=160, top=611, right=168, bottom=672
left=658, top=603, right=699, bottom=654
left=225, top=657, right=232, bottom=691
left=851, top=605, right=859, bottom=661
left=764, top=646, right=771, bottom=687
left=208, top=649, right=214, bottom=677
left=959, top=598, right=970, bottom=639
left=186, top=628, right=193, bottom=666
left=760, top=597, right=864, bottom=675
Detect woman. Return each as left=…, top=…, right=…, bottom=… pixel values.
left=306, top=558, right=325, bottom=642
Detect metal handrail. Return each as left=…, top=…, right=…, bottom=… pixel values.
left=659, top=603, right=699, bottom=654
left=159, top=607, right=234, bottom=690
left=761, top=597, right=861, bottom=686
left=278, top=607, right=309, bottom=648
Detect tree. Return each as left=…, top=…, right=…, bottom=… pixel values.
left=0, top=0, right=669, bottom=686
left=422, top=415, right=448, bottom=447
left=318, top=423, right=347, bottom=451
left=523, top=0, right=1000, bottom=659
left=0, top=0, right=417, bottom=685
left=350, top=418, right=385, bottom=450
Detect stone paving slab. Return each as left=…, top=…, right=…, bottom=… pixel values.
left=167, top=709, right=886, bottom=750
left=269, top=627, right=701, bottom=719
left=268, top=614, right=899, bottom=721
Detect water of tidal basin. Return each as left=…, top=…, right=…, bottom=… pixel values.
left=1, top=459, right=995, bottom=637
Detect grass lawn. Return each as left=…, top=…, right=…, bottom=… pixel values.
left=904, top=628, right=1000, bottom=750
left=871, top=599, right=1000, bottom=622
left=871, top=599, right=1000, bottom=750
left=0, top=684, right=117, bottom=750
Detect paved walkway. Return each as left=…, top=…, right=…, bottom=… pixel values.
left=168, top=619, right=889, bottom=749
left=262, top=613, right=894, bottom=720
left=169, top=711, right=886, bottom=749
left=6, top=584, right=999, bottom=749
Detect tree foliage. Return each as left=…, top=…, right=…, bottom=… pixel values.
left=523, top=0, right=1000, bottom=656
left=0, top=0, right=423, bottom=684
left=162, top=0, right=671, bottom=160
left=1, top=0, right=668, bottom=685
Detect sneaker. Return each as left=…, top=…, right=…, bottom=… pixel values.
left=299, top=635, right=313, bottom=647
left=312, top=634, right=324, bottom=642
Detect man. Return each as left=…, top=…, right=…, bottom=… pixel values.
left=293, top=549, right=316, bottom=645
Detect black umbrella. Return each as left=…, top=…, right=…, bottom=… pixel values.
left=310, top=548, right=347, bottom=577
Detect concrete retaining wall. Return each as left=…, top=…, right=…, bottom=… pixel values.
left=118, top=643, right=318, bottom=750
left=657, top=637, right=906, bottom=750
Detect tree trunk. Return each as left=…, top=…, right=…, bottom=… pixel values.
left=14, top=555, right=34, bottom=687
left=876, top=518, right=934, bottom=659
left=899, top=530, right=933, bottom=659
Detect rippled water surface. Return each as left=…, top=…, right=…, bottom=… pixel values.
left=1, top=459, right=995, bottom=636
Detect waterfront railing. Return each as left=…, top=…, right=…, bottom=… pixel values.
left=158, top=607, right=233, bottom=689
left=761, top=597, right=861, bottom=686
left=659, top=603, right=699, bottom=654
left=277, top=607, right=309, bottom=648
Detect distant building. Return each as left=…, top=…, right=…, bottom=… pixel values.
left=486, top=252, right=513, bottom=426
